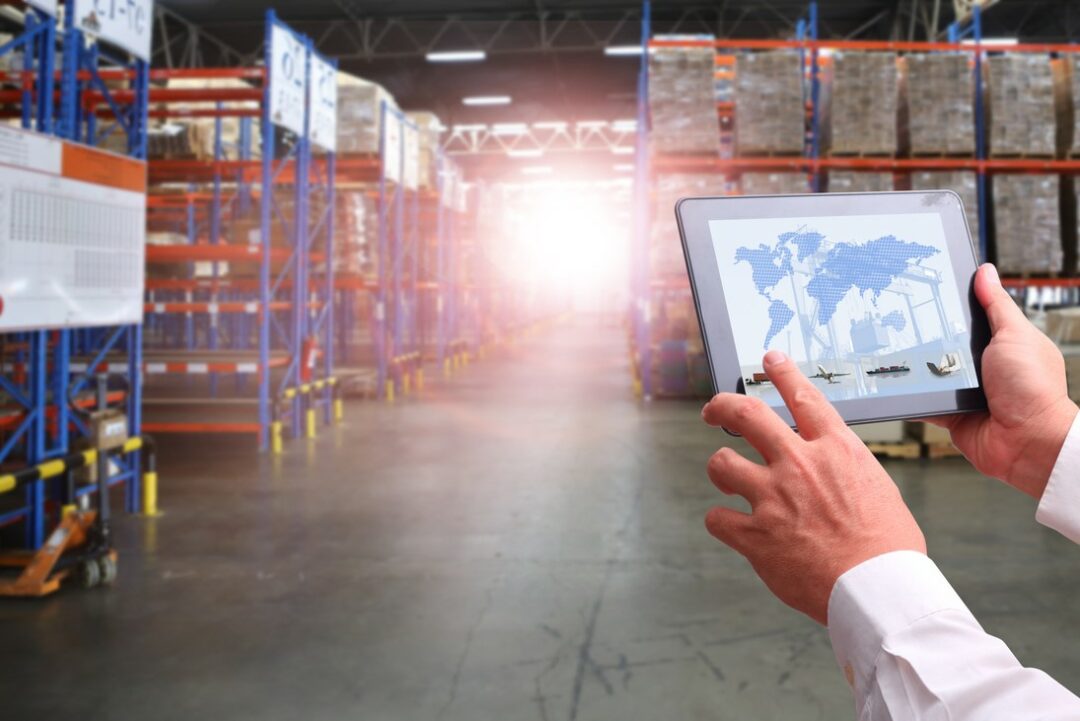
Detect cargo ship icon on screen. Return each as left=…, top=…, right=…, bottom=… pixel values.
left=745, top=372, right=771, bottom=386
left=865, top=363, right=910, bottom=376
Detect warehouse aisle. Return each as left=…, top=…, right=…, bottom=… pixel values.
left=1, top=318, right=1079, bottom=721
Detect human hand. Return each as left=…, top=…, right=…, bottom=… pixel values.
left=923, top=264, right=1078, bottom=499
left=702, top=351, right=926, bottom=625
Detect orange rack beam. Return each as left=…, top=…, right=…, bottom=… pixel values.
left=144, top=302, right=291, bottom=315
left=652, top=156, right=1080, bottom=173
left=145, top=244, right=323, bottom=264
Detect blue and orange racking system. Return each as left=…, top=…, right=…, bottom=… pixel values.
left=632, top=1, right=1080, bottom=400
left=0, top=0, right=148, bottom=546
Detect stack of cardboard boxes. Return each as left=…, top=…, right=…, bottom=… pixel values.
left=648, top=43, right=720, bottom=154
left=734, top=51, right=805, bottom=155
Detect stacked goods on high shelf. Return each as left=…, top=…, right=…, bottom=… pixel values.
left=405, top=111, right=443, bottom=189
left=733, top=51, right=804, bottom=155
left=821, top=52, right=899, bottom=156
left=146, top=78, right=262, bottom=160
left=902, top=53, right=975, bottom=155
left=827, top=171, right=893, bottom=192
left=910, top=171, right=980, bottom=244
left=993, top=174, right=1061, bottom=274
left=337, top=72, right=397, bottom=155
left=1041, top=309, right=1080, bottom=402
left=1064, top=57, right=1080, bottom=157
left=335, top=189, right=378, bottom=277
left=740, top=172, right=808, bottom=195
left=648, top=38, right=720, bottom=154
left=651, top=173, right=727, bottom=278
left=986, top=54, right=1057, bottom=157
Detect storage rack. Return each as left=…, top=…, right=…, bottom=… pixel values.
left=136, top=12, right=336, bottom=451
left=334, top=118, right=472, bottom=400
left=631, top=1, right=1080, bottom=400
left=0, top=0, right=147, bottom=548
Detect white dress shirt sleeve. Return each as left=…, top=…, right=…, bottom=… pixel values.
left=1037, top=410, right=1080, bottom=545
left=828, top=551, right=1080, bottom=721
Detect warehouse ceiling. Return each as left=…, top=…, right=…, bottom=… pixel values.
left=158, top=0, right=1078, bottom=127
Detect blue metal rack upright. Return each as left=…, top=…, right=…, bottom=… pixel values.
left=0, top=3, right=59, bottom=545
left=58, top=0, right=149, bottom=518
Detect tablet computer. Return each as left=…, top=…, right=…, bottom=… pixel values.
left=676, top=190, right=989, bottom=428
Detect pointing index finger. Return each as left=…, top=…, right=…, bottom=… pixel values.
left=763, top=351, right=844, bottom=440
left=702, top=392, right=797, bottom=463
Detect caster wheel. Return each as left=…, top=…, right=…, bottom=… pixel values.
left=78, top=559, right=100, bottom=589
left=97, top=556, right=117, bottom=586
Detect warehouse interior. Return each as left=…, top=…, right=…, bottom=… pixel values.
left=1, top=0, right=1080, bottom=718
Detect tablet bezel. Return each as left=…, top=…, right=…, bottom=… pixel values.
left=676, top=190, right=989, bottom=428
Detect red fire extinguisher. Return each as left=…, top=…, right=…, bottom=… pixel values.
left=301, top=336, right=319, bottom=383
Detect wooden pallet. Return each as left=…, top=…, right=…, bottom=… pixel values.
left=924, top=443, right=964, bottom=460
left=827, top=150, right=897, bottom=158
left=988, top=152, right=1058, bottom=160
left=865, top=441, right=922, bottom=459
left=910, top=151, right=976, bottom=158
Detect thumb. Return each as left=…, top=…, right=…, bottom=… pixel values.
left=974, top=263, right=1025, bottom=336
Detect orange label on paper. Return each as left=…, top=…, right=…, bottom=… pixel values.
left=61, top=143, right=147, bottom=194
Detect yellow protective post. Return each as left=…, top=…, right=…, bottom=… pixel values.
left=61, top=504, right=78, bottom=518
left=334, top=398, right=345, bottom=423
left=443, top=358, right=452, bottom=378
left=386, top=380, right=396, bottom=403
left=142, top=472, right=161, bottom=517
left=271, top=421, right=284, bottom=455
left=402, top=372, right=412, bottom=395
left=415, top=369, right=425, bottom=392
left=306, top=408, right=317, bottom=439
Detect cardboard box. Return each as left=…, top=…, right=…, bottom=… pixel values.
left=734, top=51, right=804, bottom=155
left=1046, top=308, right=1080, bottom=343
left=823, top=52, right=899, bottom=155
left=987, top=54, right=1057, bottom=157
left=903, top=54, right=975, bottom=155
left=905, top=421, right=953, bottom=445
left=649, top=42, right=720, bottom=154
left=993, top=174, right=1062, bottom=274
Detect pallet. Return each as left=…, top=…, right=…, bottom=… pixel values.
left=924, top=442, right=964, bottom=460
left=988, top=152, right=1057, bottom=160
left=734, top=149, right=805, bottom=158
left=827, top=150, right=896, bottom=158
left=865, top=441, right=921, bottom=459
left=910, top=151, right=976, bottom=158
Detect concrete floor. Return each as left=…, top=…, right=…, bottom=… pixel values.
left=2, top=320, right=1079, bottom=720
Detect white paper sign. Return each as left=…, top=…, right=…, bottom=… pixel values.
left=308, top=53, right=337, bottom=152
left=0, top=128, right=145, bottom=331
left=72, top=0, right=154, bottom=61
left=25, top=0, right=58, bottom=16
left=382, top=109, right=402, bottom=183
left=403, top=124, right=420, bottom=190
left=269, top=24, right=307, bottom=136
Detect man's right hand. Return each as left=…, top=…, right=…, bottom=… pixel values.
left=926, top=263, right=1078, bottom=499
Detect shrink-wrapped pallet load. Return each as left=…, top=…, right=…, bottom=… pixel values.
left=910, top=171, right=981, bottom=247
left=1060, top=56, right=1080, bottom=157
left=993, top=174, right=1061, bottom=274
left=734, top=51, right=804, bottom=155
left=904, top=53, right=975, bottom=155
left=651, top=174, right=728, bottom=277
left=334, top=190, right=378, bottom=276
left=827, top=171, right=893, bottom=193
left=740, top=172, right=808, bottom=196
left=648, top=41, right=720, bottom=154
left=986, top=54, right=1057, bottom=156
left=148, top=78, right=263, bottom=161
left=405, top=111, right=442, bottom=190
left=824, top=52, right=899, bottom=155
left=337, top=72, right=397, bottom=155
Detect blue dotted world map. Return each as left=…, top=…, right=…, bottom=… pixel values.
left=734, top=230, right=939, bottom=349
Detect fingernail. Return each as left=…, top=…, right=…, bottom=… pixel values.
left=983, top=263, right=1000, bottom=286
left=763, top=350, right=788, bottom=369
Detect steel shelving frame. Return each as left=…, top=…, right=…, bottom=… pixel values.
left=137, top=11, right=335, bottom=450
left=632, top=1, right=1080, bottom=399
left=0, top=0, right=147, bottom=547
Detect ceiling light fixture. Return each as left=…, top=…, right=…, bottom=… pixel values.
left=611, top=146, right=635, bottom=155
left=463, top=95, right=512, bottom=106
left=426, top=50, right=487, bottom=63
left=507, top=149, right=544, bottom=159
left=605, top=45, right=645, bottom=56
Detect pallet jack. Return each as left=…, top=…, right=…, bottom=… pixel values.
left=0, top=374, right=149, bottom=597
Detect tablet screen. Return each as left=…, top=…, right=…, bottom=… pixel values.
left=710, top=212, right=979, bottom=404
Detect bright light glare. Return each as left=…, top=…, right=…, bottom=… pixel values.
left=507, top=148, right=543, bottom=159
left=521, top=166, right=553, bottom=175
left=463, top=95, right=512, bottom=106
left=426, top=50, right=487, bottom=62
left=611, top=146, right=635, bottom=155
left=614, top=163, right=635, bottom=172
left=492, top=123, right=528, bottom=136
left=489, top=185, right=631, bottom=315
left=605, top=45, right=644, bottom=56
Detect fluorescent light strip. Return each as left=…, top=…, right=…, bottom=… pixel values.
left=492, top=123, right=528, bottom=136
left=605, top=45, right=645, bottom=56
left=533, top=121, right=569, bottom=131
left=426, top=50, right=487, bottom=62
left=614, top=164, right=636, bottom=172
left=463, top=95, right=512, bottom=106
left=507, top=149, right=543, bottom=159
left=612, top=146, right=635, bottom=155
left=960, top=38, right=1017, bottom=46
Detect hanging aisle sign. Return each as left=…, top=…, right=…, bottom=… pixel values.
left=382, top=107, right=402, bottom=183
left=308, top=51, right=337, bottom=152
left=268, top=22, right=308, bottom=136
left=403, top=124, right=420, bottom=191
left=72, top=0, right=154, bottom=61
left=25, top=0, right=58, bottom=16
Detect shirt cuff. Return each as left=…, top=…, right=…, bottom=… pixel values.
left=1036, top=409, right=1080, bottom=545
left=827, top=550, right=974, bottom=702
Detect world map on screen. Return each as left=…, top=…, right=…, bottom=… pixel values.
left=734, top=231, right=939, bottom=349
